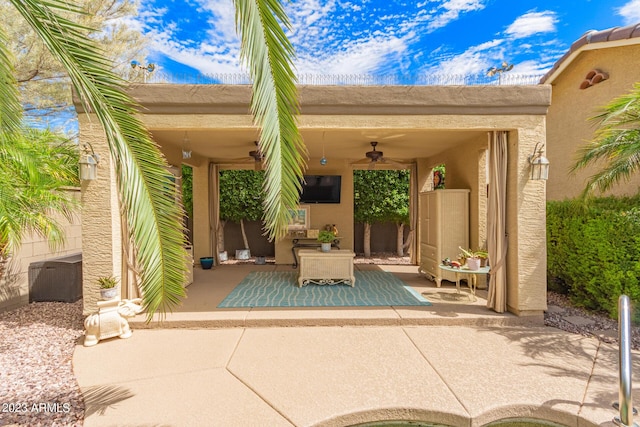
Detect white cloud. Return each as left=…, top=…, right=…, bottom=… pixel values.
left=427, top=0, right=486, bottom=31
left=617, top=0, right=640, bottom=24
left=429, top=38, right=504, bottom=76
left=505, top=11, right=557, bottom=39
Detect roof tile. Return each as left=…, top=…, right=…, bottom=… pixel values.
left=540, top=23, right=640, bottom=83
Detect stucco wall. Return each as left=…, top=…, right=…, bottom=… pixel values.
left=0, top=190, right=82, bottom=312
left=78, top=116, right=123, bottom=315
left=546, top=44, right=640, bottom=200
left=275, top=159, right=354, bottom=264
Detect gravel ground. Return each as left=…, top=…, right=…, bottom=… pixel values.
left=0, top=301, right=85, bottom=426
left=0, top=288, right=637, bottom=427
left=544, top=291, right=640, bottom=350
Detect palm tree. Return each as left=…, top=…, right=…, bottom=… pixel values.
left=572, top=83, right=640, bottom=194
left=0, top=129, right=79, bottom=277
left=1, top=0, right=305, bottom=318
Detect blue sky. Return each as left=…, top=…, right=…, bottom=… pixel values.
left=134, top=0, right=640, bottom=81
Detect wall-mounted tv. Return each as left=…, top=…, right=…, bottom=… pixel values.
left=299, top=175, right=342, bottom=204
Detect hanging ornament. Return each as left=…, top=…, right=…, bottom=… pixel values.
left=320, top=132, right=327, bottom=165
left=182, top=132, right=192, bottom=159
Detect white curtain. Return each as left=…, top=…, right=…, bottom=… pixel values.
left=209, top=163, right=220, bottom=263
left=487, top=131, right=508, bottom=312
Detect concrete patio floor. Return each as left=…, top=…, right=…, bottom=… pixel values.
left=72, top=264, right=640, bottom=426
left=126, top=264, right=539, bottom=329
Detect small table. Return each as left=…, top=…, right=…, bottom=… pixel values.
left=297, top=249, right=355, bottom=287
left=438, top=264, right=490, bottom=295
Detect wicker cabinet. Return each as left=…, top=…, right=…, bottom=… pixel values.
left=419, top=190, right=470, bottom=286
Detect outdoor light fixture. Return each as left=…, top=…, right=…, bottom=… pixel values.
left=528, top=142, right=550, bottom=181
left=182, top=132, right=192, bottom=159
left=487, top=61, right=514, bottom=85
left=130, top=60, right=155, bottom=82
left=79, top=143, right=100, bottom=181
left=130, top=60, right=155, bottom=73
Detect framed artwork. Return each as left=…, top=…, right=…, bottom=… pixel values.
left=287, top=206, right=310, bottom=230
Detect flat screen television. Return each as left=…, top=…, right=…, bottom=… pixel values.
left=299, top=175, right=341, bottom=204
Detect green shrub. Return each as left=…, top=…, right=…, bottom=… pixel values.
left=547, top=195, right=640, bottom=319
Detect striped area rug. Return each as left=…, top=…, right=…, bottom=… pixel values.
left=217, top=270, right=431, bottom=308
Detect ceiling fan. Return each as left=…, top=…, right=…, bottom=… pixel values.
left=352, top=141, right=407, bottom=170
left=224, top=141, right=263, bottom=170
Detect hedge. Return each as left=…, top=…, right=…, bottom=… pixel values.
left=547, top=195, right=640, bottom=319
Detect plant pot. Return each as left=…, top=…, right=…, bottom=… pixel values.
left=466, top=257, right=480, bottom=271
left=199, top=257, right=214, bottom=270
left=218, top=251, right=228, bottom=262
left=100, top=286, right=119, bottom=300
left=480, top=257, right=488, bottom=268
left=320, top=242, right=331, bottom=253
left=255, top=256, right=266, bottom=265
left=235, top=249, right=250, bottom=260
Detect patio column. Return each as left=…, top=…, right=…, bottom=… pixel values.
left=191, top=161, right=212, bottom=262
left=505, top=126, right=548, bottom=316
left=79, top=115, right=122, bottom=315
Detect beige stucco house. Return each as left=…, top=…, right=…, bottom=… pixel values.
left=76, top=84, right=550, bottom=317
left=542, top=22, right=640, bottom=200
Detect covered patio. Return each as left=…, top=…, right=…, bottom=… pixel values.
left=127, top=263, right=536, bottom=329
left=76, top=83, right=551, bottom=319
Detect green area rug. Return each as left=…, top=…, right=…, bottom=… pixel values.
left=217, top=270, right=431, bottom=308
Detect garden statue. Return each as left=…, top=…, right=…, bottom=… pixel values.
left=83, top=298, right=144, bottom=347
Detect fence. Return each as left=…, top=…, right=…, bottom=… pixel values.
left=127, top=71, right=544, bottom=86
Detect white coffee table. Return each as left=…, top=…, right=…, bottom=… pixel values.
left=297, top=249, right=355, bottom=287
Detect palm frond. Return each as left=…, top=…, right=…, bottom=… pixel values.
left=572, top=83, right=640, bottom=195
left=0, top=27, right=23, bottom=136
left=234, top=0, right=307, bottom=241
left=9, top=0, right=187, bottom=319
left=0, top=129, right=78, bottom=256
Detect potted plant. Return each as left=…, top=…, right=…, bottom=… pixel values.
left=98, top=276, right=119, bottom=300
left=199, top=257, right=214, bottom=269
left=474, top=248, right=489, bottom=267
left=458, top=247, right=481, bottom=271
left=317, top=230, right=335, bottom=253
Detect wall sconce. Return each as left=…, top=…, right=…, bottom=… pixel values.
left=528, top=142, right=549, bottom=181
left=79, top=143, right=100, bottom=181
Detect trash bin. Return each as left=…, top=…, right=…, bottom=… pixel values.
left=29, top=253, right=83, bottom=302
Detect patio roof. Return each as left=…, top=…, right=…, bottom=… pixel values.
left=88, top=84, right=551, bottom=163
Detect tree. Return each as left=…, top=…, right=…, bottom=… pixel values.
left=353, top=170, right=410, bottom=257
left=1, top=0, right=147, bottom=126
left=2, top=0, right=304, bottom=319
left=573, top=83, right=640, bottom=194
left=0, top=128, right=79, bottom=276
left=219, top=170, right=264, bottom=252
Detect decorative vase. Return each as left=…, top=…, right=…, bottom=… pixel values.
left=100, top=286, right=119, bottom=300
left=320, top=242, right=331, bottom=253
left=467, top=257, right=480, bottom=271
left=200, top=257, right=214, bottom=269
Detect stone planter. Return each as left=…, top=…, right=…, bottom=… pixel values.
left=100, top=286, right=119, bottom=300
left=466, top=257, right=480, bottom=271
left=235, top=249, right=250, bottom=260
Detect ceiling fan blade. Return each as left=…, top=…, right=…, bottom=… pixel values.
left=384, top=158, right=410, bottom=169
left=350, top=158, right=371, bottom=165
